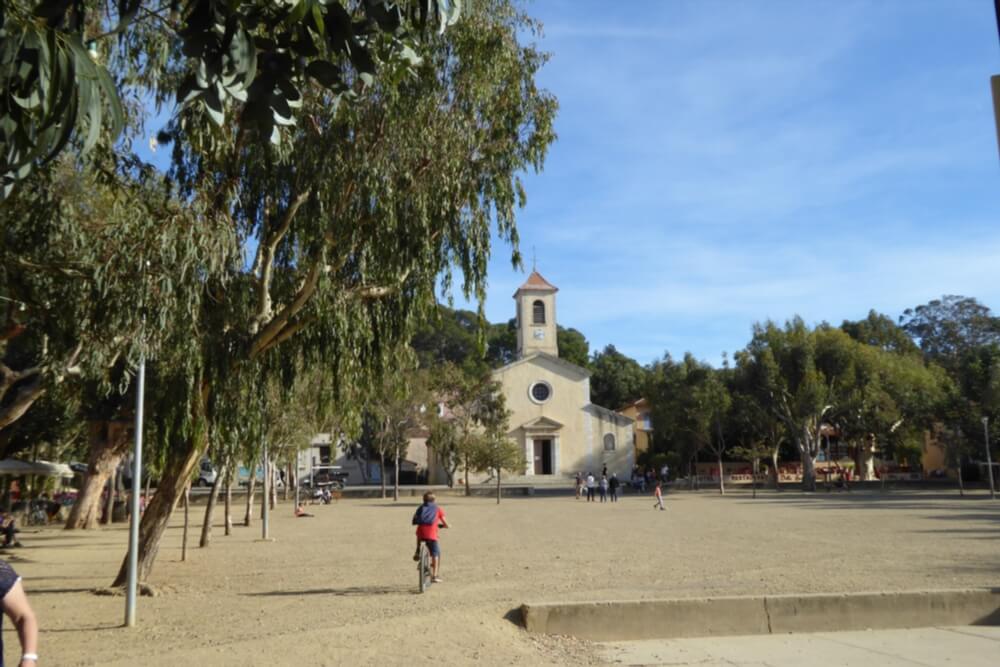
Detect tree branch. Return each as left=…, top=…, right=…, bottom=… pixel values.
left=251, top=190, right=311, bottom=334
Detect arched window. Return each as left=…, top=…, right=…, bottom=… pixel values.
left=532, top=299, right=546, bottom=324
left=603, top=433, right=616, bottom=451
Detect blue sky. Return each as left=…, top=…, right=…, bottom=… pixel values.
left=461, top=0, right=1000, bottom=366
left=136, top=1, right=1000, bottom=367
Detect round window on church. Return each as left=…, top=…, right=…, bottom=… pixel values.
left=529, top=381, right=552, bottom=403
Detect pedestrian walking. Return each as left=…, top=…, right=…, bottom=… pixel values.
left=599, top=475, right=608, bottom=502
left=586, top=473, right=596, bottom=502
left=653, top=481, right=665, bottom=510
left=574, top=472, right=583, bottom=500
left=609, top=473, right=619, bottom=502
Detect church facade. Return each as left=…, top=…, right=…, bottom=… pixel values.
left=492, top=271, right=635, bottom=479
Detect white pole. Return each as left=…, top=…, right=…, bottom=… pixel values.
left=125, top=355, right=145, bottom=626
left=261, top=440, right=270, bottom=539
left=983, top=417, right=996, bottom=500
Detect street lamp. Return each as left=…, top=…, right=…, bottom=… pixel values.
left=983, top=417, right=995, bottom=500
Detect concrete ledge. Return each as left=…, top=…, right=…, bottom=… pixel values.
left=519, top=589, right=1000, bottom=641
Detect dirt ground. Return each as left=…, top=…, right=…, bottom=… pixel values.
left=4, top=488, right=999, bottom=666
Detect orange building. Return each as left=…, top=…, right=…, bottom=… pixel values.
left=618, top=398, right=653, bottom=454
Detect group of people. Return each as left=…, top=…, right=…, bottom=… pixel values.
left=574, top=464, right=670, bottom=510
left=575, top=469, right=622, bottom=503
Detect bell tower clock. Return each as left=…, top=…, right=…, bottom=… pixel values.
left=514, top=269, right=558, bottom=359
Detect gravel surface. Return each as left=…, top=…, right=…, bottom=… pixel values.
left=9, top=488, right=999, bottom=665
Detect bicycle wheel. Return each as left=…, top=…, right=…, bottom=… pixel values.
left=418, top=544, right=432, bottom=593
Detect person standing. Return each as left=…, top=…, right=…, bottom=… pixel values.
left=0, top=560, right=38, bottom=666
left=609, top=473, right=620, bottom=502
left=574, top=472, right=583, bottom=500
left=599, top=475, right=608, bottom=502
left=653, top=481, right=665, bottom=510
left=585, top=472, right=596, bottom=502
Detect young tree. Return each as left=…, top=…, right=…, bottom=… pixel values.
left=427, top=364, right=508, bottom=495
left=471, top=429, right=522, bottom=504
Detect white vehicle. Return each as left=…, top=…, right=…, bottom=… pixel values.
left=196, top=459, right=217, bottom=487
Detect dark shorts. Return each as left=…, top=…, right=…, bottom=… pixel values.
left=421, top=539, right=440, bottom=557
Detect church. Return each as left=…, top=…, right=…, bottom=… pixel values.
left=492, top=270, right=635, bottom=480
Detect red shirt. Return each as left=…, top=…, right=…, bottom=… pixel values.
left=416, top=507, right=445, bottom=541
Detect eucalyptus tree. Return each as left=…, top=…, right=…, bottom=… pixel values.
left=0, top=159, right=231, bottom=446
left=1, top=0, right=462, bottom=196
left=110, top=0, right=553, bottom=586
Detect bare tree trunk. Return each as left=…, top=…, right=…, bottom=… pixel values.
left=66, top=422, right=129, bottom=529
left=496, top=468, right=501, bottom=504
left=770, top=448, right=781, bottom=491
left=393, top=448, right=400, bottom=502
left=716, top=454, right=725, bottom=495
left=144, top=474, right=152, bottom=513
left=269, top=460, right=277, bottom=510
left=223, top=471, right=233, bottom=536
left=102, top=468, right=117, bottom=525
left=283, top=461, right=290, bottom=501
left=199, top=465, right=224, bottom=547
left=801, top=449, right=817, bottom=492
left=464, top=455, right=471, bottom=497
left=111, top=431, right=203, bottom=586
left=380, top=451, right=386, bottom=499
left=956, top=455, right=965, bottom=497
left=181, top=483, right=190, bottom=562
left=751, top=458, right=758, bottom=499
left=244, top=474, right=256, bottom=526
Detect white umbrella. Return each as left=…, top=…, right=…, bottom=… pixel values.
left=0, top=459, right=75, bottom=478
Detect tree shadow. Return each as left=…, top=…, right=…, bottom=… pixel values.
left=29, top=587, right=96, bottom=595
left=245, top=585, right=409, bottom=597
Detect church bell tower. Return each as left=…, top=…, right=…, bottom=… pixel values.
left=514, top=270, right=559, bottom=358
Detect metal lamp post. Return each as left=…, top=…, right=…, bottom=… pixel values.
left=983, top=417, right=995, bottom=500
left=124, top=354, right=145, bottom=626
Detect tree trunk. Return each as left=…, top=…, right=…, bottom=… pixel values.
left=716, top=454, right=725, bottom=495
left=393, top=449, right=400, bottom=502
left=199, top=465, right=224, bottom=548
left=496, top=468, right=501, bottom=504
left=283, top=461, right=290, bottom=501
left=380, top=452, right=386, bottom=499
left=269, top=460, right=277, bottom=510
left=770, top=448, right=781, bottom=491
left=66, top=422, right=130, bottom=529
left=224, top=471, right=233, bottom=536
left=112, top=431, right=204, bottom=586
left=956, top=454, right=964, bottom=497
left=144, top=473, right=152, bottom=513
left=181, top=483, right=190, bottom=562
left=464, top=455, right=470, bottom=497
left=102, top=468, right=117, bottom=525
left=801, top=450, right=817, bottom=492
left=751, top=458, right=758, bottom=499
left=244, top=474, right=256, bottom=526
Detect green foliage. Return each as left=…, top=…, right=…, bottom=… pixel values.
left=899, top=296, right=1000, bottom=369
left=557, top=326, right=589, bottom=368
left=842, top=310, right=921, bottom=357
left=646, top=353, right=729, bottom=473
left=589, top=344, right=646, bottom=410
left=0, top=0, right=463, bottom=196
left=425, top=363, right=507, bottom=487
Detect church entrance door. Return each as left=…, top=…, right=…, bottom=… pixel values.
left=533, top=439, right=553, bottom=475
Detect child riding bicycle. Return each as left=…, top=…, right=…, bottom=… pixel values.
left=412, top=492, right=449, bottom=583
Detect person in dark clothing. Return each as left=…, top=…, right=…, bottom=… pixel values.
left=609, top=473, right=620, bottom=502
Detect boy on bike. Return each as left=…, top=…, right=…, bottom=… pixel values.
left=412, top=492, right=449, bottom=583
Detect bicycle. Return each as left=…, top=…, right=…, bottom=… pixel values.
left=417, top=540, right=433, bottom=593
